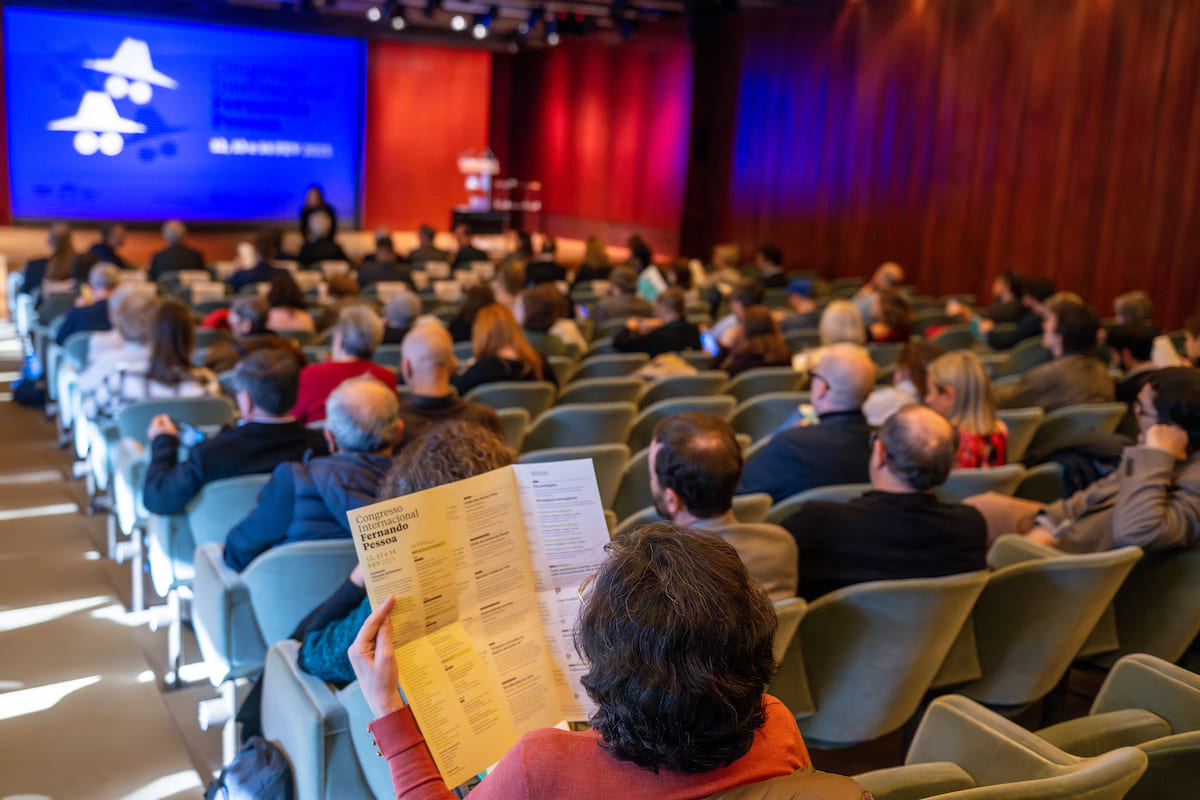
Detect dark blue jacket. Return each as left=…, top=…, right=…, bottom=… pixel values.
left=55, top=299, right=111, bottom=345
left=143, top=420, right=327, bottom=516
left=738, top=410, right=873, bottom=503
left=229, top=261, right=289, bottom=292
left=222, top=451, right=393, bottom=571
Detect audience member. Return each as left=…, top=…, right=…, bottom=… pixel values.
left=356, top=239, right=413, bottom=290
left=77, top=286, right=161, bottom=413
left=791, top=299, right=866, bottom=374
left=381, top=290, right=422, bottom=345
left=204, top=295, right=305, bottom=374
left=83, top=282, right=153, bottom=365
left=298, top=209, right=348, bottom=267
left=148, top=220, right=206, bottom=281
left=489, top=260, right=525, bottom=311
left=710, top=278, right=765, bottom=347
left=359, top=228, right=397, bottom=265
left=612, top=288, right=702, bottom=357
left=593, top=266, right=653, bottom=325
left=19, top=223, right=73, bottom=296
left=408, top=224, right=449, bottom=268
left=983, top=276, right=1055, bottom=350
left=351, top=524, right=866, bottom=800
left=750, top=244, right=789, bottom=288
left=451, top=223, right=489, bottom=269
left=228, top=232, right=288, bottom=292
left=575, top=235, right=612, bottom=283
left=925, top=350, right=1007, bottom=468
left=996, top=299, right=1114, bottom=411
left=1107, top=323, right=1161, bottom=405
left=313, top=273, right=365, bottom=334
left=396, top=325, right=504, bottom=448
left=447, top=284, right=496, bottom=342
left=142, top=348, right=327, bottom=515
left=947, top=270, right=1029, bottom=327
left=55, top=264, right=120, bottom=346
left=714, top=305, right=792, bottom=377
left=298, top=184, right=338, bottom=239
left=265, top=273, right=316, bottom=333
left=780, top=279, right=821, bottom=332
left=526, top=237, right=566, bottom=286
left=650, top=413, right=797, bottom=600
left=87, top=224, right=129, bottom=271
left=854, top=261, right=904, bottom=322
left=1113, top=290, right=1190, bottom=368
left=81, top=300, right=217, bottom=421
left=451, top=303, right=555, bottom=395
left=517, top=285, right=581, bottom=359
left=740, top=343, right=876, bottom=502
left=781, top=405, right=987, bottom=600
left=1184, top=314, right=1200, bottom=367
left=275, top=230, right=304, bottom=263
left=967, top=368, right=1200, bottom=553
left=223, top=375, right=399, bottom=571
left=862, top=340, right=943, bottom=426
left=506, top=231, right=535, bottom=264
left=866, top=289, right=913, bottom=343
left=291, top=305, right=397, bottom=424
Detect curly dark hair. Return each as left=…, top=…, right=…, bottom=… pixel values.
left=267, top=272, right=307, bottom=311
left=1146, top=367, right=1200, bottom=451
left=380, top=419, right=515, bottom=498
left=575, top=523, right=777, bottom=774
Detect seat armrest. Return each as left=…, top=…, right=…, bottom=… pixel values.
left=854, top=763, right=975, bottom=800
left=1093, top=653, right=1200, bottom=732
left=1038, top=709, right=1171, bottom=756
left=191, top=542, right=264, bottom=684
left=986, top=534, right=1060, bottom=570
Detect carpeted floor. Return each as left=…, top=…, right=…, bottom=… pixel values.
left=0, top=323, right=222, bottom=800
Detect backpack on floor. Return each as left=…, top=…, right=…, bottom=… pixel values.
left=11, top=350, right=46, bottom=408
left=205, top=736, right=294, bottom=800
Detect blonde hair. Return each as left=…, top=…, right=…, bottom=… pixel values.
left=927, top=350, right=998, bottom=436
left=471, top=303, right=543, bottom=380
left=818, top=300, right=866, bottom=346
left=583, top=236, right=610, bottom=268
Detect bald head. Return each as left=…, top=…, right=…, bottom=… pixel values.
left=325, top=376, right=401, bottom=453
left=874, top=404, right=957, bottom=491
left=813, top=344, right=876, bottom=413
left=401, top=322, right=456, bottom=396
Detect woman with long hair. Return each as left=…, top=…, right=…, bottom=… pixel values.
left=867, top=289, right=913, bottom=343
left=448, top=284, right=497, bottom=342
left=716, top=305, right=792, bottom=377
left=266, top=272, right=315, bottom=333
left=575, top=235, right=612, bottom=284
left=925, top=349, right=1008, bottom=468
left=451, top=303, right=555, bottom=396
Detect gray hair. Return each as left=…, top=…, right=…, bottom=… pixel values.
left=334, top=305, right=384, bottom=359
left=877, top=405, right=957, bottom=491
left=162, top=219, right=187, bottom=243
left=111, top=284, right=162, bottom=343
left=88, top=263, right=121, bottom=291
left=325, top=376, right=400, bottom=453
left=1113, top=291, right=1152, bottom=325
left=230, top=295, right=269, bottom=334
left=384, top=290, right=422, bottom=328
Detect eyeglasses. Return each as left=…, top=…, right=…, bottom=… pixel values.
left=810, top=371, right=829, bottom=388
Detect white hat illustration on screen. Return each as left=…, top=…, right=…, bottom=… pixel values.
left=48, top=91, right=146, bottom=156
left=84, top=38, right=178, bottom=105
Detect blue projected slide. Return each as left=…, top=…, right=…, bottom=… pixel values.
left=4, top=7, right=363, bottom=222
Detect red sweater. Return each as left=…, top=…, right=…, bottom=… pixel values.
left=368, top=695, right=811, bottom=800
left=290, top=360, right=398, bottom=424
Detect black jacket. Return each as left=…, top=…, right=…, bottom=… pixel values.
left=150, top=242, right=207, bottom=281
left=738, top=410, right=872, bottom=502
left=612, top=319, right=702, bottom=357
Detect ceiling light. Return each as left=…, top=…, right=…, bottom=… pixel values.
left=390, top=7, right=407, bottom=29
left=366, top=5, right=383, bottom=21
left=450, top=14, right=467, bottom=30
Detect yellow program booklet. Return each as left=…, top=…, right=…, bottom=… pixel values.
left=346, top=458, right=610, bottom=789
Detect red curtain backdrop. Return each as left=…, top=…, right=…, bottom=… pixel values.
left=501, top=22, right=693, bottom=254
left=362, top=41, right=493, bottom=232
left=690, top=0, right=1200, bottom=327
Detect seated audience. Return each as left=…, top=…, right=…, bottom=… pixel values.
left=925, top=350, right=1008, bottom=468
left=782, top=405, right=987, bottom=600
left=750, top=244, right=789, bottom=288
left=447, top=284, right=496, bottom=342
left=967, top=368, right=1200, bottom=553
left=265, top=273, right=316, bottom=334
left=408, top=224, right=449, bottom=268
left=55, top=264, right=120, bottom=346
left=298, top=184, right=338, bottom=238
left=381, top=289, right=422, bottom=345
left=80, top=300, right=217, bottom=421
left=223, top=375, right=399, bottom=571
left=867, top=289, right=913, bottom=343
left=351, top=524, right=867, bottom=800
left=142, top=348, right=327, bottom=515
left=451, top=223, right=489, bottom=269
left=665, top=258, right=701, bottom=307
left=1184, top=313, right=1200, bottom=367
left=1107, top=323, right=1161, bottom=405
left=739, top=343, right=876, bottom=502
left=1113, top=290, right=1190, bottom=368
left=148, top=219, right=206, bottom=282
left=526, top=237, right=566, bottom=286
left=780, top=278, right=821, bottom=332
left=396, top=325, right=503, bottom=448
left=228, top=232, right=288, bottom=292
left=83, top=282, right=152, bottom=365
left=291, top=305, right=397, bottom=424
left=313, top=273, right=364, bottom=333
left=996, top=299, right=1114, bottom=411
left=982, top=276, right=1055, bottom=350
left=710, top=278, right=765, bottom=347
left=854, top=261, right=904, bottom=322
left=356, top=238, right=413, bottom=290
left=593, top=265, right=653, bottom=325
left=612, top=288, right=702, bottom=357
left=517, top=285, right=582, bottom=359
left=204, top=295, right=305, bottom=374
left=505, top=231, right=535, bottom=264
left=297, top=209, right=348, bottom=267
left=714, top=305, right=792, bottom=377
left=451, top=303, right=555, bottom=396
left=650, top=413, right=797, bottom=600
left=359, top=227, right=396, bottom=265
left=574, top=234, right=612, bottom=283
left=792, top=299, right=866, bottom=374
left=489, top=260, right=525, bottom=311
left=275, top=230, right=304, bottom=263
left=947, top=270, right=1029, bottom=327
left=87, top=224, right=130, bottom=271
left=19, top=222, right=73, bottom=296
left=862, top=340, right=943, bottom=426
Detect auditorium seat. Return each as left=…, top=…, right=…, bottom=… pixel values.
left=628, top=396, right=736, bottom=453
left=494, top=407, right=530, bottom=450
left=935, top=464, right=1025, bottom=504
left=519, top=401, right=637, bottom=453
left=637, top=370, right=729, bottom=409
left=570, top=352, right=648, bottom=380
left=995, top=407, right=1044, bottom=463
left=1025, top=402, right=1129, bottom=456
left=464, top=380, right=557, bottom=418
left=764, top=483, right=872, bottom=525
left=724, top=366, right=807, bottom=404
left=555, top=376, right=643, bottom=406
left=730, top=391, right=809, bottom=442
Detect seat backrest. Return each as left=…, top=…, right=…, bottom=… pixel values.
left=188, top=474, right=273, bottom=548
left=725, top=367, right=808, bottom=404
left=464, top=380, right=557, bottom=418
left=772, top=597, right=807, bottom=668
left=959, top=547, right=1142, bottom=707
left=1102, top=547, right=1200, bottom=665
left=702, top=766, right=868, bottom=800
left=495, top=407, right=531, bottom=451
left=546, top=354, right=577, bottom=385
left=612, top=446, right=652, bottom=522
left=521, top=401, right=637, bottom=452
left=764, top=484, right=871, bottom=525
left=571, top=352, right=649, bottom=380
left=244, top=539, right=361, bottom=644
left=556, top=376, right=644, bottom=406
left=639, top=371, right=730, bottom=409
left=785, top=328, right=821, bottom=353
left=778, top=571, right=988, bottom=747
left=931, top=324, right=975, bottom=352
left=62, top=330, right=92, bottom=370
left=733, top=492, right=774, bottom=524
left=370, top=343, right=404, bottom=368
left=995, top=407, right=1045, bottom=464
left=1026, top=402, right=1129, bottom=456
left=1000, top=338, right=1053, bottom=377
left=1091, top=654, right=1200, bottom=733
left=518, top=443, right=631, bottom=509
left=923, top=748, right=1147, bottom=799
left=628, top=396, right=737, bottom=452
left=935, top=464, right=1026, bottom=504
left=116, top=395, right=235, bottom=445
left=731, top=392, right=810, bottom=442
left=1013, top=461, right=1067, bottom=504
left=867, top=342, right=904, bottom=369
